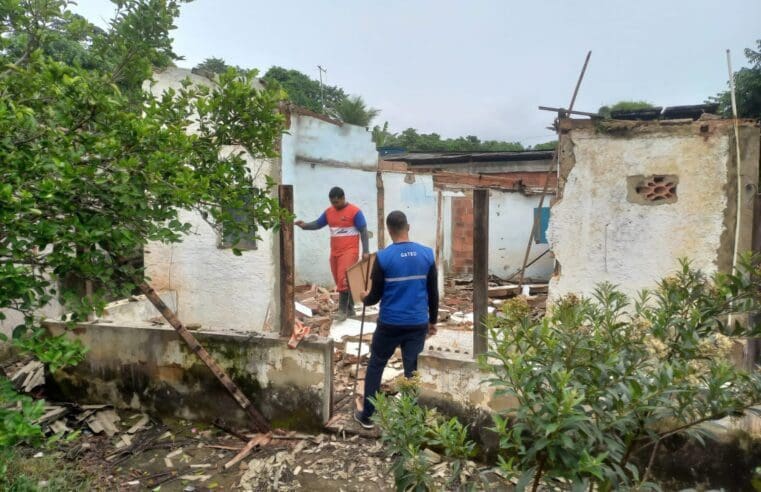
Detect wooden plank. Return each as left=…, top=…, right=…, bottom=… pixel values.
left=435, top=190, right=443, bottom=266
left=376, top=171, right=385, bottom=249
left=473, top=189, right=489, bottom=356
left=279, top=185, right=295, bottom=338
left=224, top=433, right=272, bottom=470
left=138, top=282, right=270, bottom=432
left=433, top=171, right=557, bottom=193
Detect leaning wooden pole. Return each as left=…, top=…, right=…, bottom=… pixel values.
left=517, top=50, right=592, bottom=287
left=138, top=282, right=270, bottom=432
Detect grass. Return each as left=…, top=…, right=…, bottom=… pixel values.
left=0, top=447, right=97, bottom=492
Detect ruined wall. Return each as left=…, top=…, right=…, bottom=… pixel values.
left=449, top=191, right=554, bottom=280
left=141, top=69, right=281, bottom=332
left=549, top=119, right=760, bottom=301
left=381, top=172, right=438, bottom=250
left=144, top=151, right=279, bottom=332
left=283, top=115, right=379, bottom=287
left=417, top=351, right=517, bottom=456
left=44, top=320, right=333, bottom=430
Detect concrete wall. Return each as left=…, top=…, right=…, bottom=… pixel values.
left=381, top=172, right=438, bottom=250
left=549, top=119, right=760, bottom=301
left=447, top=191, right=554, bottom=280
left=144, top=151, right=280, bottom=332
left=417, top=350, right=517, bottom=456
left=283, top=115, right=379, bottom=286
left=44, top=320, right=333, bottom=430
left=489, top=190, right=554, bottom=280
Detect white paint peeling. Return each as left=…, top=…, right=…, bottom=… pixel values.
left=549, top=128, right=731, bottom=301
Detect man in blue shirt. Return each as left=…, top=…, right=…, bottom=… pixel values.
left=354, top=210, right=438, bottom=429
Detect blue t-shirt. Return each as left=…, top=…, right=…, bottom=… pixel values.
left=376, top=242, right=435, bottom=326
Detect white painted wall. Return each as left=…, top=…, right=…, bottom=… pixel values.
left=549, top=128, right=732, bottom=301
left=489, top=191, right=554, bottom=281
left=382, top=172, right=438, bottom=249
left=284, top=115, right=379, bottom=287
left=144, top=152, right=279, bottom=332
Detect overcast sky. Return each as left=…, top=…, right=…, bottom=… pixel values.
left=73, top=0, right=760, bottom=146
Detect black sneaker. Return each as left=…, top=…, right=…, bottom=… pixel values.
left=353, top=410, right=374, bottom=430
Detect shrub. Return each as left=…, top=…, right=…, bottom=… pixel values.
left=485, top=257, right=761, bottom=490
left=372, top=376, right=478, bottom=491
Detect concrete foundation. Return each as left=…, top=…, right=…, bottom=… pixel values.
left=417, top=350, right=517, bottom=456
left=43, top=299, right=333, bottom=430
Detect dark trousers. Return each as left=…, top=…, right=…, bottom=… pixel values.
left=361, top=322, right=427, bottom=419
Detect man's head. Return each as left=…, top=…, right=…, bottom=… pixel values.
left=386, top=210, right=410, bottom=241
left=329, top=186, right=347, bottom=209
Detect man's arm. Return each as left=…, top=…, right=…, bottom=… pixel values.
left=354, top=210, right=370, bottom=256
left=358, top=226, right=369, bottom=255
left=295, top=211, right=327, bottom=230
left=426, top=263, right=439, bottom=325
left=363, top=260, right=384, bottom=306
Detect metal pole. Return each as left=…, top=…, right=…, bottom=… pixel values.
left=317, top=65, right=327, bottom=112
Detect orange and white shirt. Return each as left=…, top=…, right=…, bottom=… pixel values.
left=315, top=203, right=367, bottom=254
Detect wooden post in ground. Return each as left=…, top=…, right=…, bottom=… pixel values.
left=473, top=189, right=489, bottom=357
left=376, top=171, right=385, bottom=249
left=138, top=282, right=270, bottom=432
left=279, top=185, right=295, bottom=338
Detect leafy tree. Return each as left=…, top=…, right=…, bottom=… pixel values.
left=381, top=127, right=524, bottom=152
left=263, top=65, right=346, bottom=114
left=0, top=0, right=287, bottom=435
left=598, top=100, right=656, bottom=118
left=711, top=39, right=761, bottom=119
left=530, top=140, right=558, bottom=151
left=334, top=95, right=379, bottom=127
left=194, top=56, right=231, bottom=75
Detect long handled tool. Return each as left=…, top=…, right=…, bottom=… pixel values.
left=351, top=256, right=373, bottom=410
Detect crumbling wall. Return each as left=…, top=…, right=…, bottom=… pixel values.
left=417, top=351, right=517, bottom=455
left=44, top=321, right=333, bottom=430
left=448, top=190, right=554, bottom=280
left=382, top=172, right=438, bottom=249
left=143, top=150, right=279, bottom=332
left=549, top=119, right=759, bottom=301
left=283, top=115, right=379, bottom=287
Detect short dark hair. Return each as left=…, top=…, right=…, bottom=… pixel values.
left=386, top=210, right=408, bottom=234
left=329, top=187, right=345, bottom=200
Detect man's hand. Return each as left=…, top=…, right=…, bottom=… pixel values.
left=362, top=253, right=370, bottom=261
left=294, top=220, right=305, bottom=229
left=360, top=290, right=369, bottom=302
left=427, top=323, right=437, bottom=338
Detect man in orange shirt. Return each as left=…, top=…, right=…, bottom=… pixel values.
left=295, top=187, right=370, bottom=321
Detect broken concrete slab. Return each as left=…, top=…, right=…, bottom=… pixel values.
left=329, top=318, right=376, bottom=341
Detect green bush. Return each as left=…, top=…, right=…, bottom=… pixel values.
left=372, top=377, right=478, bottom=491
left=374, top=257, right=761, bottom=491
left=485, top=257, right=761, bottom=490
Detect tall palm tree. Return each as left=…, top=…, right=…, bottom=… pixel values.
left=334, top=95, right=380, bottom=127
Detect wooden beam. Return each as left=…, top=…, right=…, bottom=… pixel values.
left=376, top=171, right=385, bottom=249
left=473, top=189, right=489, bottom=356
left=138, top=282, right=270, bottom=432
left=279, top=185, right=295, bottom=338
left=432, top=171, right=557, bottom=193
left=538, top=105, right=601, bottom=118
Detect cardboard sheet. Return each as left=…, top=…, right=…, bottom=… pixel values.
left=346, top=253, right=376, bottom=305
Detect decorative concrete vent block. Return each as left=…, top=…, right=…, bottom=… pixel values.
left=627, top=174, right=679, bottom=205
